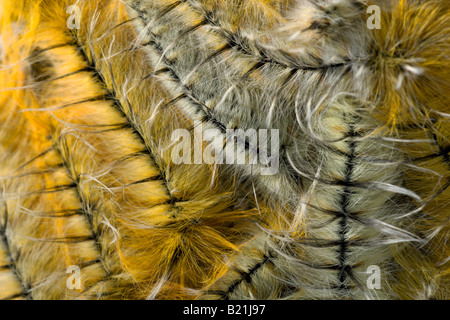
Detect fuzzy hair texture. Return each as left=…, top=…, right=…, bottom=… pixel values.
left=0, top=0, right=449, bottom=299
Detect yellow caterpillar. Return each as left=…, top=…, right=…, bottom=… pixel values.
left=0, top=0, right=448, bottom=299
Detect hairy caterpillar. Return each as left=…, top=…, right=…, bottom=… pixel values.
left=0, top=0, right=448, bottom=299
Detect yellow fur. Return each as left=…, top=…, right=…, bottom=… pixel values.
left=0, top=0, right=448, bottom=299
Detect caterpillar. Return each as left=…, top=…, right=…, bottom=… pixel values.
left=0, top=0, right=448, bottom=299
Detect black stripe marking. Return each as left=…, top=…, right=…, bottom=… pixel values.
left=220, top=253, right=273, bottom=299
left=0, top=203, right=32, bottom=299
left=67, top=30, right=176, bottom=206
left=336, top=121, right=357, bottom=293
